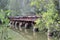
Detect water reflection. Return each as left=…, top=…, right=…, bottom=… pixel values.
left=18, top=29, right=47, bottom=40
left=12, top=28, right=58, bottom=40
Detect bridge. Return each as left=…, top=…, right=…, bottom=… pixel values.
left=8, top=16, right=40, bottom=32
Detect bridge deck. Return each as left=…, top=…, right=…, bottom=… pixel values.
left=9, top=16, right=40, bottom=22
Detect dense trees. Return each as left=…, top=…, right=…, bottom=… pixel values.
left=30, top=0, right=60, bottom=40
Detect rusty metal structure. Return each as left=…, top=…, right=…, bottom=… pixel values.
left=8, top=16, right=40, bottom=31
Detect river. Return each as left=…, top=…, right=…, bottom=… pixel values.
left=0, top=25, right=58, bottom=40
left=9, top=28, right=58, bottom=40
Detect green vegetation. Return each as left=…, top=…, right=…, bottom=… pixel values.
left=0, top=9, right=11, bottom=24
left=0, top=9, right=11, bottom=40
left=30, top=0, right=60, bottom=40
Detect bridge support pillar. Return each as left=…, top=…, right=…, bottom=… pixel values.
left=12, top=21, right=15, bottom=28
left=32, top=22, right=39, bottom=32
left=15, top=22, right=18, bottom=29
left=33, top=27, right=39, bottom=32
left=25, top=23, right=28, bottom=29
left=19, top=22, right=22, bottom=31
left=9, top=21, right=12, bottom=28
left=25, top=23, right=28, bottom=33
left=9, top=21, right=14, bottom=28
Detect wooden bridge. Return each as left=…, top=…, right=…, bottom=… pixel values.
left=8, top=16, right=40, bottom=32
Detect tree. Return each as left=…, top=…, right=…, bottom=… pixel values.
left=30, top=0, right=59, bottom=40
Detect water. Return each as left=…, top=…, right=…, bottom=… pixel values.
left=13, top=29, right=46, bottom=40
left=0, top=25, right=58, bottom=40
left=11, top=28, right=58, bottom=40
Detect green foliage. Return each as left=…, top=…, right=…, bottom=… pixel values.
left=0, top=9, right=11, bottom=25
left=35, top=18, right=46, bottom=31
left=0, top=25, right=12, bottom=40
left=31, top=0, right=59, bottom=31
left=0, top=9, right=11, bottom=40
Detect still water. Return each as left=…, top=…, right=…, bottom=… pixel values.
left=0, top=25, right=58, bottom=40
left=12, top=28, right=58, bottom=40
